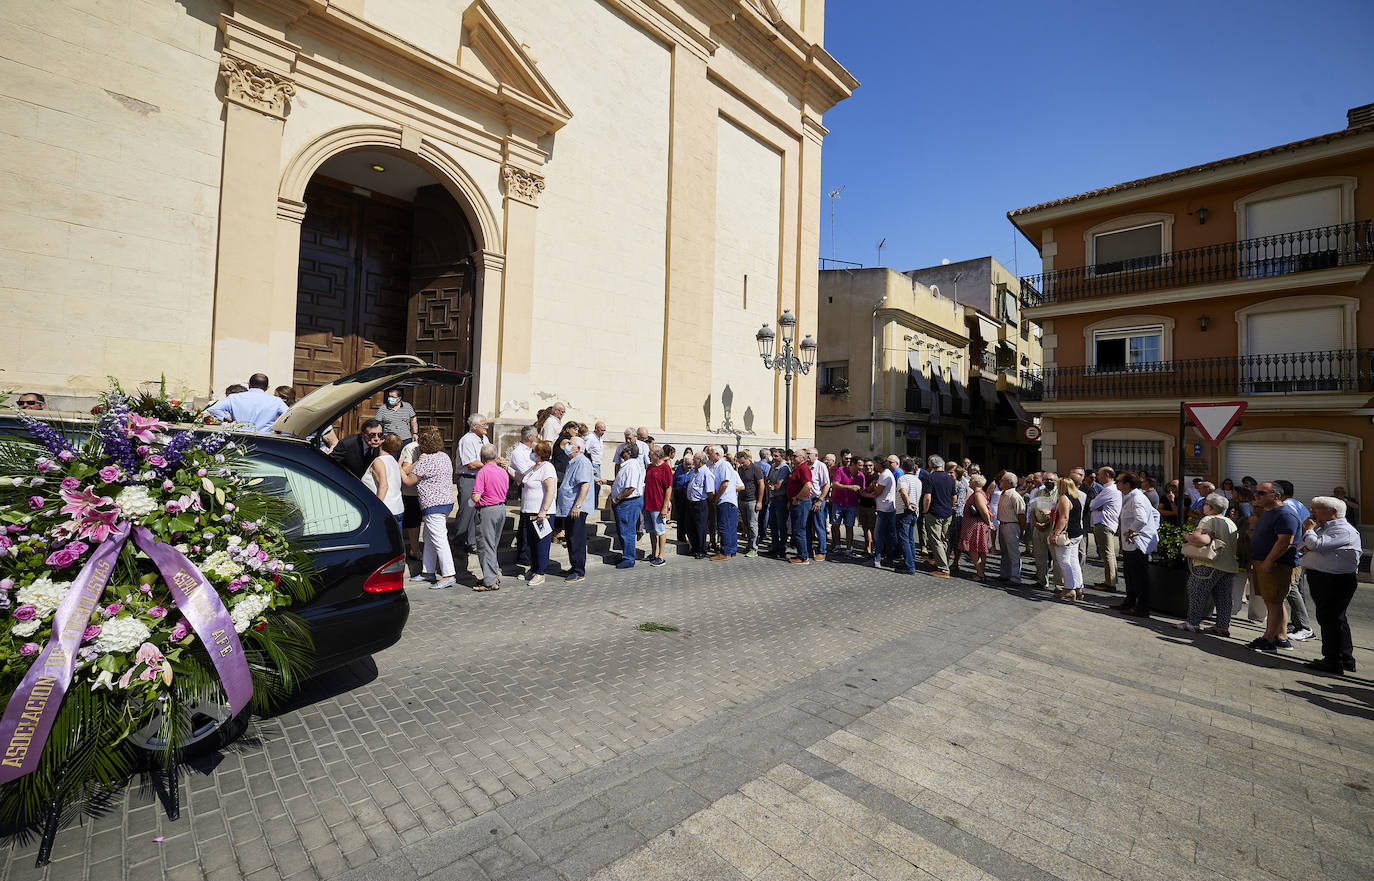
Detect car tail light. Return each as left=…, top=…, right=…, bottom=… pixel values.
left=363, top=555, right=406, bottom=593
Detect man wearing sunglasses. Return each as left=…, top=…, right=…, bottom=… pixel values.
left=329, top=418, right=386, bottom=479
left=15, top=393, right=45, bottom=410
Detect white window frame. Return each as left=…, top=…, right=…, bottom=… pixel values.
left=1083, top=314, right=1176, bottom=372
left=1083, top=212, right=1175, bottom=278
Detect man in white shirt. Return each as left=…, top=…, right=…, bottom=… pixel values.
left=710, top=451, right=742, bottom=561
left=453, top=413, right=487, bottom=554
left=1114, top=471, right=1159, bottom=617
left=507, top=425, right=537, bottom=565
left=1298, top=496, right=1362, bottom=675
left=1089, top=466, right=1123, bottom=591
left=613, top=429, right=650, bottom=468
left=540, top=402, right=566, bottom=442
left=863, top=455, right=900, bottom=568
left=608, top=442, right=646, bottom=569
left=996, top=473, right=1025, bottom=585
left=808, top=448, right=831, bottom=560
left=585, top=421, right=606, bottom=509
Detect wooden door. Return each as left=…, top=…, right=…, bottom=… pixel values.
left=294, top=181, right=413, bottom=437
left=407, top=184, right=476, bottom=450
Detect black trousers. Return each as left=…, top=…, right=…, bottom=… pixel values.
left=1307, top=569, right=1357, bottom=664
left=688, top=500, right=709, bottom=554
left=1123, top=549, right=1150, bottom=612
left=565, top=512, right=588, bottom=577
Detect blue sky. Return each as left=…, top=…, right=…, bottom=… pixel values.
left=819, top=0, right=1374, bottom=278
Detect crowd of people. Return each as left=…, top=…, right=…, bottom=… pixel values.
left=43, top=376, right=1357, bottom=678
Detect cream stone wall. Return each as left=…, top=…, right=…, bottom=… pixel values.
left=486, top=0, right=671, bottom=424
left=0, top=0, right=226, bottom=400
left=711, top=115, right=783, bottom=437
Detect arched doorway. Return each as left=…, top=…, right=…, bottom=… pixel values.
left=293, top=149, right=477, bottom=443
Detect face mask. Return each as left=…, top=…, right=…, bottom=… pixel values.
left=561, top=444, right=571, bottom=455
left=387, top=396, right=398, bottom=405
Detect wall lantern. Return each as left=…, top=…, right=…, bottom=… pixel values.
left=1195, top=207, right=1208, bottom=224
left=1197, top=313, right=1210, bottom=332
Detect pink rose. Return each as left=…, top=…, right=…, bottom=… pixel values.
left=0, top=537, right=10, bottom=551
left=57, top=450, right=75, bottom=462
left=148, top=455, right=167, bottom=467
left=34, top=458, right=55, bottom=473
left=196, top=468, right=207, bottom=477
left=138, top=584, right=152, bottom=595
left=147, top=606, right=168, bottom=618
left=60, top=477, right=80, bottom=492
left=164, top=501, right=184, bottom=514
left=13, top=605, right=36, bottom=621
left=228, top=579, right=244, bottom=593
left=98, top=466, right=121, bottom=483
left=27, top=496, right=44, bottom=510
left=82, top=624, right=101, bottom=642
left=135, top=445, right=150, bottom=457
left=45, top=548, right=80, bottom=568
left=162, top=480, right=175, bottom=490
left=170, top=620, right=189, bottom=641
left=66, top=541, right=88, bottom=555
left=19, top=643, right=38, bottom=656
left=104, top=602, right=123, bottom=616
left=0, top=578, right=12, bottom=591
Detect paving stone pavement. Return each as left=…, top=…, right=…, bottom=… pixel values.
left=4, top=543, right=1371, bottom=881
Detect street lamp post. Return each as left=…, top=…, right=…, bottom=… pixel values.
left=755, top=309, right=817, bottom=452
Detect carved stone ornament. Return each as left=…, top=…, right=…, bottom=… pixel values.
left=219, top=57, right=296, bottom=119
left=501, top=165, right=545, bottom=204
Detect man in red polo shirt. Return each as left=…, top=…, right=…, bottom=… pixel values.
left=642, top=446, right=674, bottom=567
left=787, top=450, right=814, bottom=564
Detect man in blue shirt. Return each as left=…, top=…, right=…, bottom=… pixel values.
left=1249, top=482, right=1301, bottom=652
left=1275, top=479, right=1314, bottom=641
left=686, top=452, right=717, bottom=559
left=207, top=374, right=288, bottom=432
left=766, top=449, right=791, bottom=558
left=921, top=455, right=956, bottom=576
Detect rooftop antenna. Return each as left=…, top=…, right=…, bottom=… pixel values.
left=876, top=237, right=887, bottom=266
left=828, top=185, right=845, bottom=264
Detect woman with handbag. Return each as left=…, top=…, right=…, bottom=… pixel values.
left=1050, top=476, right=1085, bottom=601
left=1177, top=493, right=1240, bottom=635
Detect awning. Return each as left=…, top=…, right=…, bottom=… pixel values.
left=975, top=313, right=1000, bottom=343
left=930, top=372, right=953, bottom=415
left=906, top=351, right=932, bottom=411
left=951, top=379, right=971, bottom=415
left=999, top=390, right=1031, bottom=424
left=976, top=377, right=998, bottom=411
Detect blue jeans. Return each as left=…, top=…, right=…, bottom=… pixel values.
left=896, top=510, right=919, bottom=573
left=614, top=497, right=644, bottom=565
left=717, top=503, right=738, bottom=556
left=790, top=502, right=810, bottom=560
left=875, top=510, right=896, bottom=566
left=808, top=502, right=829, bottom=556
left=769, top=498, right=790, bottom=555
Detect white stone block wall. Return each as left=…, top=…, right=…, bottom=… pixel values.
left=0, top=0, right=224, bottom=401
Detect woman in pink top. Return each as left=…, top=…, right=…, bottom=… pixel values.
left=401, top=427, right=457, bottom=590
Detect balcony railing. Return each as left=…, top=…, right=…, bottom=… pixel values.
left=1020, top=349, right=1374, bottom=402
left=1020, top=221, right=1374, bottom=307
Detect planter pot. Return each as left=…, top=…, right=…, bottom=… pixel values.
left=1146, top=562, right=1189, bottom=617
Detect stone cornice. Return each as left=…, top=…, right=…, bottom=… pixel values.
left=877, top=308, right=970, bottom=348
left=219, top=56, right=296, bottom=118
left=501, top=165, right=545, bottom=206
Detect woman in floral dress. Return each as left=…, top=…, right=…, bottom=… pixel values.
left=956, top=474, right=993, bottom=581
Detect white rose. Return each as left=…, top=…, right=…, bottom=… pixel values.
left=11, top=620, right=40, bottom=637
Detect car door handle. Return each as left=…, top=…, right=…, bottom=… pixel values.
left=303, top=544, right=370, bottom=554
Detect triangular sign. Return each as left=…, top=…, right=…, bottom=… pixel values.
left=1183, top=401, right=1248, bottom=445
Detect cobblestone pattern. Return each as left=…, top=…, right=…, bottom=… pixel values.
left=2, top=554, right=978, bottom=881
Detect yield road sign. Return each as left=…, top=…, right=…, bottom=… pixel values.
left=1183, top=401, right=1248, bottom=445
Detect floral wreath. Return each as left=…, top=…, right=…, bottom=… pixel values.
left=0, top=387, right=314, bottom=829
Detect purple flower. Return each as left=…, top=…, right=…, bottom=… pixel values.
left=196, top=468, right=207, bottom=477
left=228, top=578, right=244, bottom=593
left=0, top=537, right=10, bottom=551
left=57, top=450, right=75, bottom=462
left=147, top=606, right=167, bottom=618
left=13, top=605, right=37, bottom=621
left=60, top=477, right=80, bottom=492
left=19, top=643, right=38, bottom=656
left=20, top=415, right=75, bottom=458
left=27, top=496, right=45, bottom=511
left=45, top=548, right=80, bottom=568
left=164, top=500, right=184, bottom=514
left=98, top=466, right=121, bottom=483
left=0, top=578, right=12, bottom=591
left=225, top=503, right=236, bottom=512
left=170, top=619, right=189, bottom=641
left=34, top=458, right=55, bottom=473
left=135, top=445, right=150, bottom=457
left=138, top=584, right=152, bottom=595
left=162, top=480, right=175, bottom=490
left=241, top=521, right=257, bottom=533
left=66, top=541, right=88, bottom=555
left=104, top=602, right=123, bottom=616
left=147, top=455, right=167, bottom=467
left=82, top=624, right=101, bottom=642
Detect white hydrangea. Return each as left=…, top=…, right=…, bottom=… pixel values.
left=16, top=577, right=72, bottom=618
left=92, top=617, right=151, bottom=654
left=114, top=485, right=159, bottom=519
left=201, top=550, right=243, bottom=580
left=230, top=594, right=270, bottom=633
left=11, top=619, right=39, bottom=638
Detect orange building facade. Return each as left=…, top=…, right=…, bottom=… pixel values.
left=1009, top=107, right=1374, bottom=530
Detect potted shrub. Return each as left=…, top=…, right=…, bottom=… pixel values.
left=1147, top=520, right=1191, bottom=617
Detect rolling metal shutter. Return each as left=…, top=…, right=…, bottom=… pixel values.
left=1225, top=442, right=1347, bottom=507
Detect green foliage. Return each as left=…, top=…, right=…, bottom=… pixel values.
left=636, top=621, right=679, bottom=632
left=1152, top=520, right=1189, bottom=569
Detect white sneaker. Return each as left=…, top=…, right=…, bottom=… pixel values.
left=528, top=574, right=546, bottom=586
left=1288, top=628, right=1314, bottom=641
left=430, top=577, right=456, bottom=590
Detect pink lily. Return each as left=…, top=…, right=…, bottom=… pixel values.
left=60, top=486, right=114, bottom=519
left=125, top=414, right=166, bottom=443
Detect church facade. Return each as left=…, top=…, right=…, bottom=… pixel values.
left=1, top=0, right=854, bottom=446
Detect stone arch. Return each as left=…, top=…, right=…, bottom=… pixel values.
left=279, top=123, right=501, bottom=254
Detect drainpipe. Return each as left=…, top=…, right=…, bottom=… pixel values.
left=869, top=294, right=887, bottom=448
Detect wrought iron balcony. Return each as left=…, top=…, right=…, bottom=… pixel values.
left=1020, top=221, right=1374, bottom=307
left=1020, top=349, right=1374, bottom=402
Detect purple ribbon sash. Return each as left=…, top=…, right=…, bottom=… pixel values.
left=0, top=523, right=254, bottom=784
